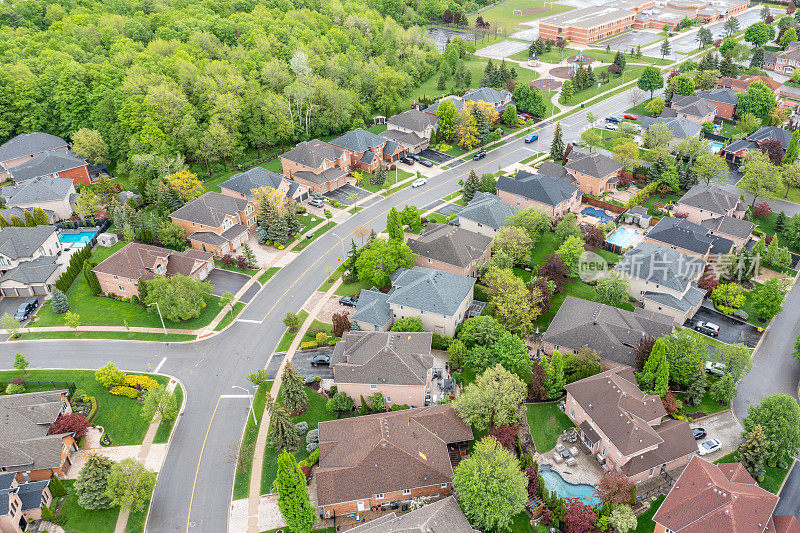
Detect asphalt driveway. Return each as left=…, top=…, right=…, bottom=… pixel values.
left=267, top=348, right=334, bottom=379
left=324, top=184, right=370, bottom=205
left=685, top=306, right=762, bottom=348
left=1, top=296, right=41, bottom=324
left=776, top=461, right=800, bottom=519
left=418, top=148, right=453, bottom=165
left=206, top=269, right=250, bottom=297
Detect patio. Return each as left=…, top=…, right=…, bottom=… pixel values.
left=430, top=350, right=458, bottom=403
left=540, top=429, right=605, bottom=486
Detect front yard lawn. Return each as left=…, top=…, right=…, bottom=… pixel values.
left=258, top=267, right=281, bottom=285
left=675, top=389, right=729, bottom=418
left=357, top=169, right=414, bottom=194
left=214, top=302, right=245, bottom=331
left=153, top=383, right=184, bottom=444
left=714, top=451, right=790, bottom=493
left=334, top=278, right=372, bottom=297
left=526, top=402, right=574, bottom=453
left=214, top=260, right=259, bottom=276
left=58, top=479, right=149, bottom=533
left=233, top=384, right=272, bottom=500
left=15, top=331, right=196, bottom=342
left=294, top=222, right=336, bottom=251
left=275, top=310, right=309, bottom=352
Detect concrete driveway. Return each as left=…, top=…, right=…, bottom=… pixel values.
left=206, top=269, right=250, bottom=297
left=324, top=184, right=370, bottom=206
left=685, top=306, right=762, bottom=348
left=692, top=410, right=742, bottom=462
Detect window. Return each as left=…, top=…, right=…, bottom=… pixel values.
left=402, top=489, right=411, bottom=495
left=375, top=493, right=384, bottom=499
left=384, top=396, right=391, bottom=402
left=370, top=384, right=377, bottom=390
left=119, top=286, right=125, bottom=292
left=569, top=408, right=574, bottom=417
left=427, top=258, right=431, bottom=263
left=440, top=483, right=447, bottom=488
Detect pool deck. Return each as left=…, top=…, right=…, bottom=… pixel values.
left=605, top=225, right=645, bottom=249
left=538, top=441, right=605, bottom=488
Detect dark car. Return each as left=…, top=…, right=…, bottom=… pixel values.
left=418, top=158, right=433, bottom=167
left=14, top=297, right=38, bottom=321
left=308, top=198, right=324, bottom=208
left=310, top=353, right=331, bottom=366
left=399, top=156, right=413, bottom=164
left=409, top=154, right=422, bottom=163
left=339, top=296, right=358, bottom=307
left=473, top=150, right=486, bottom=161
left=692, top=428, right=707, bottom=440
left=605, top=116, right=621, bottom=123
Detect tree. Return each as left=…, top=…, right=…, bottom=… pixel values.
left=140, top=384, right=177, bottom=424
left=751, top=46, right=766, bottom=68
left=645, top=97, right=665, bottom=117
left=505, top=208, right=549, bottom=240
left=64, top=310, right=80, bottom=329
left=462, top=170, right=479, bottom=202
left=684, top=366, right=707, bottom=407
left=355, top=238, right=417, bottom=287
left=71, top=128, right=108, bottom=164
left=76, top=188, right=102, bottom=218
left=564, top=501, right=597, bottom=533
left=724, top=15, right=740, bottom=37
left=105, top=458, right=157, bottom=512
left=761, top=138, right=785, bottom=165
left=691, top=152, right=730, bottom=185
left=579, top=128, right=603, bottom=153
left=484, top=269, right=537, bottom=336
left=266, top=395, right=300, bottom=452
left=283, top=312, right=301, bottom=332
left=386, top=207, right=404, bottom=241
left=493, top=226, right=533, bottom=264
left=95, top=362, right=126, bottom=388
left=274, top=452, right=316, bottom=533
left=163, top=170, right=204, bottom=201
left=598, top=471, right=633, bottom=505
left=660, top=39, right=671, bottom=59
left=281, top=365, right=307, bottom=417
left=784, top=130, right=800, bottom=166
left=697, top=26, right=714, bottom=48
left=502, top=104, right=518, bottom=126
left=609, top=505, right=637, bottom=533
left=436, top=99, right=459, bottom=140
left=452, top=436, right=527, bottom=533
left=540, top=350, right=566, bottom=399
left=453, top=364, right=526, bottom=431
left=246, top=368, right=271, bottom=388
left=49, top=412, right=90, bottom=439
left=611, top=141, right=640, bottom=172
left=671, top=73, right=696, bottom=97
left=551, top=122, right=565, bottom=161
left=637, top=346, right=670, bottom=396
left=513, top=84, right=547, bottom=118
left=643, top=123, right=674, bottom=149
left=638, top=66, right=664, bottom=99
left=739, top=152, right=783, bottom=206
left=74, top=453, right=114, bottom=510
left=32, top=207, right=50, bottom=226
left=456, top=316, right=504, bottom=349
left=554, top=213, right=581, bottom=244
left=635, top=337, right=655, bottom=371
left=751, top=277, right=786, bottom=321
left=390, top=317, right=424, bottom=332
left=539, top=253, right=570, bottom=290
left=737, top=81, right=777, bottom=121
left=596, top=273, right=630, bottom=307
left=745, top=21, right=773, bottom=47
left=555, top=235, right=585, bottom=279
left=782, top=27, right=798, bottom=48
left=738, top=424, right=769, bottom=481
left=743, top=394, right=800, bottom=465
left=559, top=80, right=574, bottom=105
left=143, top=274, right=212, bottom=322
left=157, top=220, right=187, bottom=250
left=13, top=352, right=28, bottom=374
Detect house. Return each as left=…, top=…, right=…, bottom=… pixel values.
left=169, top=192, right=256, bottom=257
left=0, top=133, right=69, bottom=182
left=615, top=243, right=707, bottom=325
left=549, top=149, right=621, bottom=196
left=316, top=404, right=473, bottom=517
left=668, top=95, right=718, bottom=124
left=699, top=216, right=755, bottom=248
left=0, top=226, right=61, bottom=275
left=1, top=176, right=76, bottom=221
left=0, top=390, right=78, bottom=482
left=407, top=224, right=492, bottom=278
left=219, top=167, right=308, bottom=204
left=645, top=217, right=735, bottom=259
left=280, top=139, right=349, bottom=193
left=92, top=243, right=214, bottom=298
left=381, top=110, right=438, bottom=154
left=721, top=126, right=793, bottom=165
left=639, top=116, right=702, bottom=145
left=538, top=6, right=637, bottom=44
left=564, top=366, right=697, bottom=484
left=345, top=496, right=479, bottom=533
left=716, top=75, right=782, bottom=96
left=779, top=84, right=800, bottom=102
left=456, top=192, right=517, bottom=237
left=764, top=41, right=800, bottom=74
left=495, top=170, right=582, bottom=217
left=331, top=128, right=406, bottom=173
left=0, top=256, right=62, bottom=298
left=331, top=331, right=437, bottom=407
left=653, top=456, right=800, bottom=533
left=9, top=151, right=91, bottom=186
left=696, top=88, right=738, bottom=120
left=676, top=185, right=748, bottom=224
left=0, top=473, right=52, bottom=533
left=350, top=266, right=475, bottom=336
left=424, top=88, right=514, bottom=115
left=541, top=296, right=674, bottom=366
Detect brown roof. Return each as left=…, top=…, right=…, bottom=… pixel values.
left=621, top=417, right=698, bottom=477
left=316, top=405, right=473, bottom=507
left=93, top=243, right=213, bottom=282
left=767, top=515, right=800, bottom=533
left=331, top=331, right=434, bottom=387
left=718, top=75, right=781, bottom=93
left=407, top=224, right=492, bottom=269
left=653, top=456, right=780, bottom=533
left=0, top=391, right=70, bottom=472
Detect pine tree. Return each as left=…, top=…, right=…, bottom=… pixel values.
left=585, top=64, right=596, bottom=87
left=267, top=396, right=300, bottom=452
left=550, top=122, right=565, bottom=162
left=49, top=474, right=67, bottom=497
left=274, top=452, right=316, bottom=533
left=83, top=262, right=102, bottom=296
left=683, top=366, right=707, bottom=407
left=344, top=239, right=359, bottom=276
left=462, top=170, right=480, bottom=202
left=784, top=131, right=800, bottom=165
left=51, top=289, right=70, bottom=314
left=267, top=207, right=288, bottom=245
left=647, top=155, right=668, bottom=183
left=282, top=363, right=308, bottom=414
left=74, top=453, right=114, bottom=510
left=613, top=50, right=626, bottom=70
left=437, top=72, right=446, bottom=90
left=23, top=209, right=36, bottom=226
left=241, top=243, right=257, bottom=268
left=738, top=424, right=768, bottom=481
left=32, top=207, right=50, bottom=225
left=10, top=215, right=24, bottom=227
left=386, top=207, right=404, bottom=240
left=285, top=205, right=302, bottom=236
left=750, top=47, right=765, bottom=68
left=0, top=215, right=8, bottom=228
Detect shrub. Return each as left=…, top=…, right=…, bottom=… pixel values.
left=221, top=254, right=234, bottom=266
left=54, top=245, right=92, bottom=292
left=109, top=386, right=140, bottom=398
left=299, top=448, right=320, bottom=467
left=51, top=289, right=69, bottom=314
left=49, top=475, right=67, bottom=498
left=95, top=362, right=126, bottom=388
left=306, top=428, right=319, bottom=444
left=753, top=202, right=773, bottom=219
left=86, top=396, right=98, bottom=421
left=49, top=413, right=90, bottom=439
left=299, top=341, right=318, bottom=350
left=306, top=324, right=327, bottom=338
left=303, top=376, right=316, bottom=385
left=122, top=375, right=159, bottom=391
left=295, top=421, right=309, bottom=435
left=299, top=465, right=312, bottom=482
left=5, top=383, right=25, bottom=394
left=41, top=505, right=55, bottom=522
left=306, top=441, right=319, bottom=453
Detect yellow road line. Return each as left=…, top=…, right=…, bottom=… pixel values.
left=186, top=395, right=222, bottom=532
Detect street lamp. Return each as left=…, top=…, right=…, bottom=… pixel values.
left=148, top=302, right=167, bottom=336
left=330, top=232, right=348, bottom=260
left=232, top=385, right=258, bottom=426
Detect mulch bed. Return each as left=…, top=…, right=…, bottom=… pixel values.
left=567, top=54, right=595, bottom=65
left=531, top=78, right=563, bottom=90
left=548, top=67, right=573, bottom=80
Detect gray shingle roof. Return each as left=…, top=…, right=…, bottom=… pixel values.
left=219, top=167, right=295, bottom=199
left=0, top=390, right=70, bottom=472
left=696, top=88, right=738, bottom=106
left=615, top=243, right=706, bottom=293
left=351, top=289, right=393, bottom=327
left=670, top=94, right=717, bottom=117
left=360, top=150, right=376, bottom=165
left=679, top=185, right=745, bottom=216
left=0, top=256, right=59, bottom=285
left=458, top=192, right=517, bottom=230
left=92, top=242, right=213, bottom=282
left=537, top=160, right=575, bottom=184
left=388, top=266, right=475, bottom=317
left=17, top=479, right=49, bottom=511
left=331, top=128, right=386, bottom=153
left=169, top=191, right=248, bottom=227
left=0, top=226, right=57, bottom=260
left=331, top=331, right=434, bottom=386
left=346, top=496, right=479, bottom=533
left=639, top=116, right=702, bottom=139
left=9, top=151, right=86, bottom=182
left=722, top=138, right=756, bottom=154
left=700, top=215, right=755, bottom=240
left=380, top=129, right=426, bottom=148
left=564, top=151, right=622, bottom=180
left=425, top=95, right=465, bottom=115
left=747, top=126, right=793, bottom=150
left=383, top=139, right=401, bottom=156
left=463, top=87, right=511, bottom=104
left=0, top=133, right=68, bottom=163
left=281, top=139, right=343, bottom=168
left=293, top=167, right=347, bottom=186
left=1, top=176, right=73, bottom=205
left=407, top=223, right=492, bottom=269
left=387, top=109, right=438, bottom=133
left=642, top=286, right=705, bottom=312
left=646, top=217, right=722, bottom=255
left=496, top=170, right=580, bottom=207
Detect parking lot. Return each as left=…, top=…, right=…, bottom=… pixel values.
left=323, top=183, right=371, bottom=205
left=207, top=269, right=250, bottom=297
left=588, top=30, right=660, bottom=52
left=686, top=306, right=763, bottom=348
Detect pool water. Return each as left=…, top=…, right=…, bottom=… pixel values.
left=581, top=206, right=614, bottom=224
left=58, top=229, right=99, bottom=246
left=606, top=226, right=640, bottom=248
left=709, top=141, right=724, bottom=152
left=540, top=467, right=601, bottom=506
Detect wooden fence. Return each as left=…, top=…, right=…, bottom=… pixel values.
left=581, top=195, right=626, bottom=214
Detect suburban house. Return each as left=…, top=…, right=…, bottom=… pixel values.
left=424, top=87, right=514, bottom=115
left=407, top=223, right=492, bottom=278
left=0, top=256, right=62, bottom=299
left=350, top=266, right=475, bottom=336
left=331, top=331, right=438, bottom=407
left=780, top=84, right=800, bottom=102
left=541, top=296, right=674, bottom=367
left=495, top=170, right=582, bottom=217
left=564, top=367, right=697, bottom=484
left=699, top=215, right=755, bottom=248
left=0, top=226, right=61, bottom=273
left=345, top=496, right=479, bottom=533
left=92, top=242, right=214, bottom=298
left=615, top=243, right=707, bottom=325
left=0, top=390, right=78, bottom=482
left=667, top=95, right=717, bottom=124
left=9, top=151, right=90, bottom=186
left=764, top=41, right=800, bottom=74
left=0, top=133, right=69, bottom=182
left=676, top=184, right=748, bottom=224
left=653, top=456, right=800, bottom=533
left=0, top=176, right=76, bottom=221
left=721, top=126, right=793, bottom=165
left=456, top=192, right=517, bottom=237
left=330, top=128, right=406, bottom=172
left=695, top=88, right=738, bottom=120
left=639, top=116, right=702, bottom=145
left=645, top=217, right=735, bottom=259
left=0, top=473, right=52, bottom=533
left=381, top=110, right=438, bottom=154
left=315, top=404, right=473, bottom=518
left=169, top=192, right=256, bottom=257
left=716, top=75, right=782, bottom=96
left=280, top=139, right=349, bottom=193
left=219, top=167, right=308, bottom=204
left=539, top=149, right=621, bottom=196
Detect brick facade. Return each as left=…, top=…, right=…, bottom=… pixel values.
left=495, top=188, right=581, bottom=218
left=320, top=483, right=453, bottom=518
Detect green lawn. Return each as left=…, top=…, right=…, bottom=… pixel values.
left=533, top=278, right=634, bottom=330
left=632, top=495, right=665, bottom=533
left=0, top=369, right=168, bottom=446
left=525, top=402, right=574, bottom=453
left=714, top=451, right=790, bottom=493
left=258, top=267, right=281, bottom=285
left=153, top=383, right=184, bottom=444
left=214, top=302, right=245, bottom=331
left=232, top=384, right=272, bottom=500
left=568, top=66, right=647, bottom=106
left=356, top=169, right=414, bottom=194
left=214, top=260, right=259, bottom=277
left=334, top=278, right=373, bottom=297
left=675, top=389, right=728, bottom=418
left=275, top=310, right=309, bottom=352
left=677, top=327, right=752, bottom=355
left=294, top=222, right=336, bottom=251
left=15, top=331, right=196, bottom=342
left=530, top=231, right=559, bottom=266
left=301, top=319, right=333, bottom=344
left=520, top=47, right=672, bottom=66
left=467, top=0, right=573, bottom=34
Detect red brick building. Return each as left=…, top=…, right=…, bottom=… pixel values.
left=169, top=192, right=257, bottom=257
left=9, top=151, right=91, bottom=186
left=539, top=6, right=638, bottom=45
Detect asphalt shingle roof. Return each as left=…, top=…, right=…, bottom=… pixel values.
left=425, top=95, right=465, bottom=115
left=387, top=109, right=438, bottom=133
left=458, top=192, right=517, bottom=230
left=701, top=215, right=755, bottom=240
left=670, top=94, right=717, bottom=117
left=0, top=390, right=70, bottom=472
left=615, top=242, right=706, bottom=293
left=351, top=289, right=393, bottom=327
left=346, top=496, right=479, bottom=533
left=331, top=128, right=386, bottom=153
left=639, top=116, right=702, bottom=139
left=380, top=129, right=426, bottom=147
left=10, top=151, right=86, bottom=182
left=169, top=192, right=248, bottom=227
left=219, top=167, right=295, bottom=199
left=0, top=133, right=68, bottom=163
left=678, top=185, right=746, bottom=216
left=463, top=87, right=511, bottom=104
left=331, top=331, right=434, bottom=386
left=496, top=170, right=580, bottom=207
left=1, top=176, right=73, bottom=205
left=564, top=151, right=622, bottom=180
left=0, top=256, right=59, bottom=285
left=92, top=242, right=213, bottom=282
left=407, top=223, right=491, bottom=269
left=0, top=226, right=57, bottom=260
left=696, top=88, right=739, bottom=106
left=388, top=266, right=475, bottom=317
left=17, top=479, right=49, bottom=511
left=281, top=139, right=343, bottom=168
left=747, top=126, right=793, bottom=150
left=647, top=217, right=733, bottom=256
left=293, top=167, right=347, bottom=186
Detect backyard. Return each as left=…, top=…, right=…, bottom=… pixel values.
left=525, top=402, right=574, bottom=452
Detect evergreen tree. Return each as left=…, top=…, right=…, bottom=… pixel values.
left=660, top=39, right=671, bottom=59
left=698, top=52, right=717, bottom=71
left=683, top=366, right=707, bottom=407
left=550, top=122, right=565, bottom=162
left=783, top=131, right=800, bottom=165
left=386, top=207, right=404, bottom=240
left=267, top=207, right=288, bottom=245
left=585, top=64, right=596, bottom=87
left=776, top=211, right=787, bottom=232
left=23, top=209, right=36, bottom=226
left=51, top=289, right=70, bottom=314
left=437, top=72, right=446, bottom=90
left=49, top=474, right=67, bottom=498
left=647, top=155, right=669, bottom=183
left=74, top=453, right=114, bottom=510
left=637, top=348, right=670, bottom=396
left=473, top=105, right=491, bottom=142
left=719, top=54, right=739, bottom=78
left=0, top=216, right=8, bottom=228
left=32, top=207, right=50, bottom=225
left=10, top=214, right=24, bottom=227
left=274, top=452, right=316, bottom=533
left=613, top=50, right=626, bottom=70
left=281, top=363, right=308, bottom=414
left=462, top=170, right=480, bottom=202
left=285, top=205, right=302, bottom=236
left=241, top=243, right=257, bottom=268
left=258, top=199, right=277, bottom=235
left=738, top=424, right=768, bottom=481
left=83, top=261, right=102, bottom=296
left=750, top=47, right=766, bottom=68
left=344, top=239, right=359, bottom=277
left=267, top=395, right=300, bottom=452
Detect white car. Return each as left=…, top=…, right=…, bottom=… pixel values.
left=412, top=178, right=427, bottom=188
left=705, top=361, right=726, bottom=376
left=698, top=438, right=722, bottom=456
left=604, top=123, right=618, bottom=131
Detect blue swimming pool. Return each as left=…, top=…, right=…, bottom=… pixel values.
left=606, top=226, right=640, bottom=248
left=540, top=467, right=601, bottom=506
left=709, top=140, right=724, bottom=152
left=58, top=229, right=99, bottom=247
left=581, top=206, right=614, bottom=224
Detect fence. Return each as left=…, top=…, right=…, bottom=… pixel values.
left=581, top=195, right=626, bottom=214
left=17, top=381, right=77, bottom=396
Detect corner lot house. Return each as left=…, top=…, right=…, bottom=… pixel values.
left=495, top=170, right=581, bottom=217
left=653, top=456, right=800, bottom=533
left=280, top=139, right=349, bottom=193
left=0, top=226, right=62, bottom=297
left=696, top=88, right=738, bottom=120
left=408, top=223, right=492, bottom=278
left=351, top=266, right=475, bottom=336
left=0, top=391, right=77, bottom=482
left=424, top=87, right=513, bottom=115
left=9, top=151, right=90, bottom=186
left=565, top=367, right=697, bottom=484
left=676, top=185, right=748, bottom=224
left=219, top=167, right=308, bottom=204
left=169, top=192, right=256, bottom=257
left=331, top=331, right=436, bottom=407
left=0, top=177, right=76, bottom=222
left=0, top=473, right=52, bottom=533
left=716, top=75, right=781, bottom=97
left=316, top=404, right=473, bottom=517
left=615, top=243, right=707, bottom=325
left=92, top=242, right=214, bottom=298
left=667, top=95, right=717, bottom=124
left=456, top=192, right=517, bottom=237
left=645, top=217, right=734, bottom=260
left=381, top=110, right=438, bottom=154
left=345, top=495, right=478, bottom=533
left=0, top=133, right=69, bottom=182
left=542, top=296, right=673, bottom=366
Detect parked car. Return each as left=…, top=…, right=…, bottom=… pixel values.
left=418, top=158, right=433, bottom=167
left=623, top=113, right=637, bottom=120
left=473, top=150, right=487, bottom=161
left=604, top=123, right=618, bottom=131
left=14, top=298, right=38, bottom=321
left=399, top=156, right=414, bottom=165
left=605, top=116, right=621, bottom=123
left=308, top=198, right=324, bottom=208
left=694, top=321, right=720, bottom=337
left=310, top=353, right=331, bottom=366
left=412, top=178, right=427, bottom=188
left=339, top=296, right=358, bottom=307
left=409, top=154, right=422, bottom=163
left=705, top=361, right=726, bottom=376
left=525, top=133, right=539, bottom=143
left=519, top=112, right=533, bottom=120
left=692, top=427, right=707, bottom=440
left=698, top=438, right=722, bottom=456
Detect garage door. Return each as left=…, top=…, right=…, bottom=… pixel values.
left=2, top=287, right=18, bottom=297
left=18, top=287, right=33, bottom=297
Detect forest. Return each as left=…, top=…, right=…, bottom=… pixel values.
left=0, top=0, right=487, bottom=177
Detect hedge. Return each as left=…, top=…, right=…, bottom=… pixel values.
left=85, top=396, right=98, bottom=421
left=54, top=245, right=92, bottom=293
left=109, top=386, right=140, bottom=398
left=122, top=375, right=159, bottom=390
left=300, top=341, right=318, bottom=350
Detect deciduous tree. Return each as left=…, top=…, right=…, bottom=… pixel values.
left=105, top=458, right=157, bottom=512
left=453, top=364, right=526, bottom=430
left=140, top=384, right=177, bottom=424
left=355, top=238, right=417, bottom=287
left=142, top=274, right=212, bottom=322
left=743, top=394, right=800, bottom=465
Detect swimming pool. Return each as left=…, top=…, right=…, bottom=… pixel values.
left=580, top=206, right=614, bottom=224
left=58, top=229, right=99, bottom=247
left=540, top=467, right=601, bottom=506
left=605, top=226, right=640, bottom=249
left=709, top=140, right=724, bottom=153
